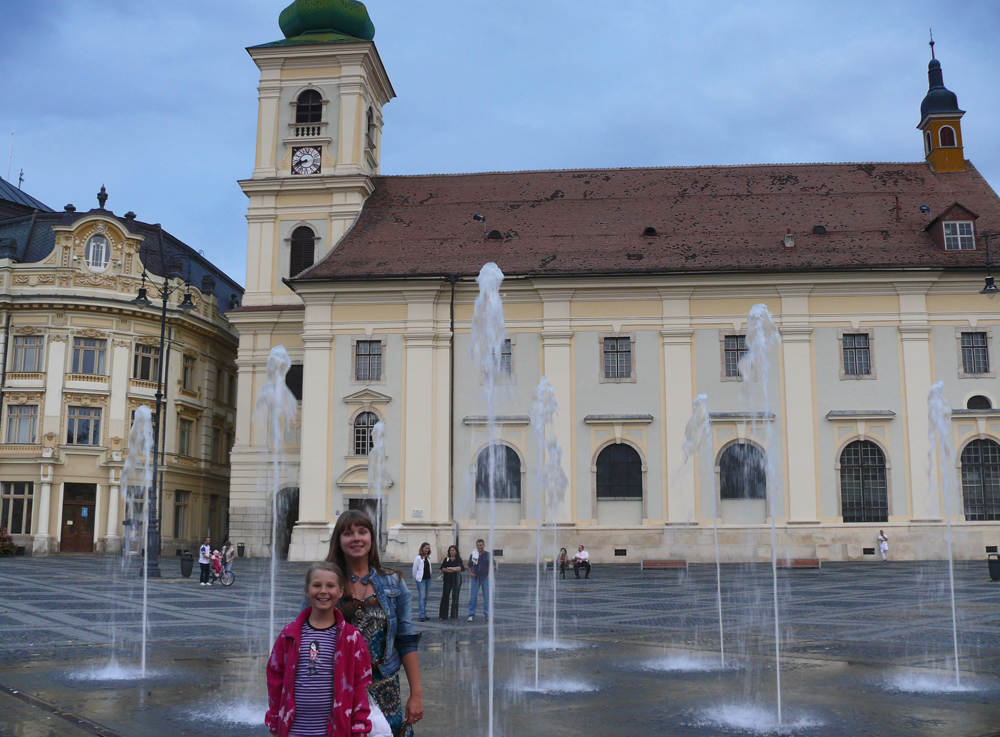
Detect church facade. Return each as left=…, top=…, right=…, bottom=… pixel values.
left=228, top=0, right=1000, bottom=564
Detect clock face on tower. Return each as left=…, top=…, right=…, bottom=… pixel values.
left=291, top=146, right=322, bottom=175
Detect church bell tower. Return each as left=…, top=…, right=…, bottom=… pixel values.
left=917, top=39, right=966, bottom=173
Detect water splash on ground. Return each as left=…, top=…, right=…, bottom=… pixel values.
left=640, top=654, right=733, bottom=673
left=881, top=673, right=984, bottom=694
left=188, top=700, right=266, bottom=725
left=694, top=704, right=822, bottom=734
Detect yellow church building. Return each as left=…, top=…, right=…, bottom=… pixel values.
left=227, top=0, right=1000, bottom=564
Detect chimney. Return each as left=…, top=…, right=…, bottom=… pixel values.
left=783, top=229, right=795, bottom=249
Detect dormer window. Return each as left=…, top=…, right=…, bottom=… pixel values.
left=939, top=126, right=957, bottom=147
left=944, top=221, right=975, bottom=250
left=296, top=90, right=322, bottom=124
left=85, top=235, right=109, bottom=271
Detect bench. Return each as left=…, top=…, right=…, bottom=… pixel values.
left=640, top=559, right=688, bottom=571
left=775, top=558, right=821, bottom=570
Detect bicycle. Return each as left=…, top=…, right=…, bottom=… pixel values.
left=209, top=566, right=235, bottom=586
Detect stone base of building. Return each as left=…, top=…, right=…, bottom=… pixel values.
left=30, top=534, right=52, bottom=556
left=371, top=521, right=1000, bottom=566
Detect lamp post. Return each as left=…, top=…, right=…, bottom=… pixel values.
left=980, top=232, right=1000, bottom=299
left=131, top=241, right=195, bottom=578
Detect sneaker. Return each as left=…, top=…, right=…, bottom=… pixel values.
left=199, top=582, right=205, bottom=586
left=207, top=582, right=213, bottom=586
left=467, top=616, right=474, bottom=622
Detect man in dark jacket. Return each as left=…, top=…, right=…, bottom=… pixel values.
left=467, top=539, right=491, bottom=621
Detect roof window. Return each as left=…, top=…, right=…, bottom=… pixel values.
left=642, top=227, right=657, bottom=237
left=812, top=225, right=828, bottom=235
left=487, top=230, right=503, bottom=240
left=944, top=221, right=975, bottom=250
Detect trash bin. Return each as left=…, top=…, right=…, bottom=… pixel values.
left=989, top=553, right=1000, bottom=582
left=237, top=542, right=246, bottom=558
left=180, top=550, right=194, bottom=578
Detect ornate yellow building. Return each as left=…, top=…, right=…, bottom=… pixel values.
left=0, top=184, right=242, bottom=556
left=229, top=1, right=1000, bottom=563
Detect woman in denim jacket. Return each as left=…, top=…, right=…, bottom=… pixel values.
left=328, top=510, right=423, bottom=736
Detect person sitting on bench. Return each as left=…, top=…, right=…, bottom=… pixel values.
left=572, top=545, right=591, bottom=579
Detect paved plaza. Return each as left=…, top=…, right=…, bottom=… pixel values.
left=1, top=555, right=999, bottom=736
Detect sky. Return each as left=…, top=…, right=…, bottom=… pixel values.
left=2, top=0, right=999, bottom=285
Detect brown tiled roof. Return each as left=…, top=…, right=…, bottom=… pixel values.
left=296, top=161, right=1000, bottom=281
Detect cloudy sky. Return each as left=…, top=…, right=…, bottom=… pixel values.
left=2, top=0, right=998, bottom=284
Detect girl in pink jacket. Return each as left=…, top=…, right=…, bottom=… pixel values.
left=266, top=562, right=373, bottom=737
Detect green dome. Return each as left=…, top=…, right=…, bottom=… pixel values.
left=279, top=0, right=375, bottom=41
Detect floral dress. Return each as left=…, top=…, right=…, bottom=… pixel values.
left=339, top=594, right=414, bottom=737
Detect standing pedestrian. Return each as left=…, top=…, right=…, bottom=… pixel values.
left=438, top=545, right=464, bottom=621
left=198, top=537, right=212, bottom=585
left=412, top=542, right=433, bottom=622
left=878, top=530, right=889, bottom=561
left=222, top=539, right=235, bottom=574
left=467, top=539, right=491, bottom=622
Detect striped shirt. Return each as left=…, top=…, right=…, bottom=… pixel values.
left=289, top=621, right=339, bottom=736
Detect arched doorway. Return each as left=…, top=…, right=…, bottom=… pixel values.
left=276, top=487, right=299, bottom=559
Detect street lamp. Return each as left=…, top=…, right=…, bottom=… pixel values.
left=980, top=232, right=999, bottom=299
left=130, top=233, right=196, bottom=578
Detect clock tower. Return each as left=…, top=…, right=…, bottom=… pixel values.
left=228, top=0, right=394, bottom=556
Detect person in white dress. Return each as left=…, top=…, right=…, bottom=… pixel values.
left=878, top=530, right=889, bottom=561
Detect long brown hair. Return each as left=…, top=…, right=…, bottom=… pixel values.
left=326, top=509, right=397, bottom=582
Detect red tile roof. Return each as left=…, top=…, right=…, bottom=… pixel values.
left=296, top=161, right=1000, bottom=281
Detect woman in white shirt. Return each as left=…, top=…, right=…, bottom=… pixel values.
left=411, top=542, right=433, bottom=622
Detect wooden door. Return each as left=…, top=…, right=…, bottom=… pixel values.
left=61, top=485, right=96, bottom=553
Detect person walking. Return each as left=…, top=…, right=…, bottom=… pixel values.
left=467, top=539, right=491, bottom=622
left=412, top=542, right=433, bottom=622
left=878, top=530, right=889, bottom=561
left=198, top=537, right=212, bottom=585
left=438, top=545, right=464, bottom=621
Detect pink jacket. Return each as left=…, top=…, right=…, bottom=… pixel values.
left=265, top=607, right=373, bottom=737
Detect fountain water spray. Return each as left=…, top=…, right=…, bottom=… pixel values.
left=530, top=377, right=568, bottom=686
left=927, top=381, right=961, bottom=686
left=469, top=262, right=506, bottom=737
left=368, top=422, right=389, bottom=551
left=254, top=346, right=298, bottom=644
left=121, top=405, right=154, bottom=676
left=682, top=394, right=722, bottom=667
left=738, top=304, right=783, bottom=724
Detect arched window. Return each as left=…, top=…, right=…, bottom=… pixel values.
left=596, top=443, right=642, bottom=499
left=960, top=439, right=1000, bottom=520
left=967, top=395, right=992, bottom=410
left=840, top=440, right=888, bottom=522
left=939, top=126, right=956, bottom=147
left=719, top=443, right=766, bottom=500
left=924, top=130, right=932, bottom=156
left=289, top=226, right=315, bottom=278
left=366, top=107, right=375, bottom=147
left=353, top=412, right=379, bottom=456
left=475, top=445, right=521, bottom=500
left=85, top=235, right=109, bottom=271
left=296, top=90, right=322, bottom=124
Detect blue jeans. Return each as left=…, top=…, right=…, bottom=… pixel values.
left=415, top=578, right=431, bottom=619
left=468, top=576, right=489, bottom=618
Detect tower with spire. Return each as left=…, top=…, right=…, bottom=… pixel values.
left=918, top=35, right=966, bottom=173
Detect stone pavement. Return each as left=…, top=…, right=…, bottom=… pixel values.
left=1, top=555, right=999, bottom=736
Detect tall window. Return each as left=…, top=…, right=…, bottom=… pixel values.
left=354, top=412, right=378, bottom=456
left=66, top=406, right=102, bottom=446
left=961, top=332, right=989, bottom=374
left=285, top=364, right=303, bottom=401
left=961, top=439, right=1000, bottom=521
left=72, top=338, right=106, bottom=375
left=719, top=443, right=766, bottom=500
left=939, top=126, right=956, bottom=147
left=178, top=419, right=194, bottom=456
left=289, top=227, right=315, bottom=278
left=842, top=333, right=871, bottom=376
left=475, top=445, right=522, bottom=500
left=132, top=344, right=160, bottom=381
left=596, top=444, right=642, bottom=499
left=6, top=405, right=38, bottom=444
left=174, top=490, right=189, bottom=539
left=355, top=341, right=382, bottom=382
left=11, top=335, right=43, bottom=372
left=296, top=90, right=322, bottom=123
left=212, top=427, right=223, bottom=464
left=603, top=337, right=632, bottom=380
left=840, top=440, right=888, bottom=522
left=84, top=235, right=109, bottom=271
left=500, top=339, right=512, bottom=376
left=182, top=355, right=197, bottom=390
left=1, top=481, right=33, bottom=535
left=228, top=371, right=237, bottom=406
left=944, top=221, right=975, bottom=250
left=724, top=335, right=747, bottom=378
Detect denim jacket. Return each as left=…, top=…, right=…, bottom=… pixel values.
left=350, top=568, right=421, bottom=678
